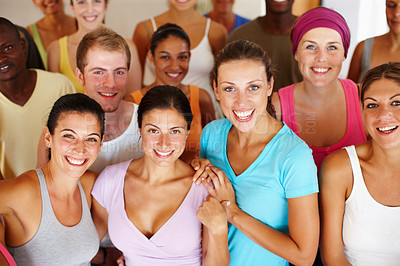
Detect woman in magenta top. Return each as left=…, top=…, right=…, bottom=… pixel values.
left=272, top=7, right=367, bottom=172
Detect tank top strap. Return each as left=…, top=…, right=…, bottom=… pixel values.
left=0, top=243, right=16, bottom=266
left=150, top=17, right=157, bottom=31
left=189, top=85, right=200, bottom=115
left=344, top=146, right=363, bottom=193
left=278, top=85, right=299, bottom=134
left=359, top=37, right=374, bottom=83
left=59, top=36, right=68, bottom=72
left=204, top=18, right=211, bottom=36
left=29, top=23, right=47, bottom=69
left=35, top=169, right=52, bottom=214
left=130, top=90, right=144, bottom=105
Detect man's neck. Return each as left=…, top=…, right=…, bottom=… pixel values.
left=103, top=100, right=133, bottom=142
left=0, top=69, right=36, bottom=106
left=259, top=11, right=297, bottom=35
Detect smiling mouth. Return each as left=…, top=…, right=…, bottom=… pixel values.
left=166, top=72, right=181, bottom=78
left=233, top=109, right=255, bottom=121
left=99, top=92, right=117, bottom=97
left=84, top=15, right=97, bottom=22
left=154, top=150, right=174, bottom=158
left=377, top=126, right=398, bottom=133
left=312, top=67, right=329, bottom=73
left=65, top=156, right=87, bottom=166
left=0, top=64, right=11, bottom=72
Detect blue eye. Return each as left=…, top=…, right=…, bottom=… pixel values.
left=327, top=45, right=337, bottom=50
left=224, top=87, right=234, bottom=92
left=249, top=85, right=259, bottom=91
left=306, top=45, right=316, bottom=50
left=63, top=134, right=74, bottom=139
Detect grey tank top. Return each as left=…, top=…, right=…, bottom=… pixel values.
left=8, top=169, right=99, bottom=266
left=358, top=37, right=374, bottom=83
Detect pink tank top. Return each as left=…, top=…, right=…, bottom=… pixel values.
left=278, top=79, right=367, bottom=172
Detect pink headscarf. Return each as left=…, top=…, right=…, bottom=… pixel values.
left=291, top=7, right=350, bottom=58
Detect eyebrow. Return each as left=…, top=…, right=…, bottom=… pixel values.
left=364, top=94, right=400, bottom=101
left=220, top=79, right=263, bottom=85
left=60, top=129, right=101, bottom=138
left=88, top=66, right=127, bottom=72
left=144, top=123, right=185, bottom=129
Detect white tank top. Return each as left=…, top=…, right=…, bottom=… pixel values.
left=143, top=17, right=223, bottom=119
left=343, top=145, right=400, bottom=265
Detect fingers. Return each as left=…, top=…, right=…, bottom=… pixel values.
left=192, top=158, right=212, bottom=185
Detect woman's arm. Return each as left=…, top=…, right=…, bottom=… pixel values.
left=347, top=40, right=365, bottom=83
left=132, top=21, right=152, bottom=76
left=91, top=197, right=109, bottom=241
left=124, top=39, right=142, bottom=99
left=204, top=166, right=319, bottom=265
left=47, top=39, right=61, bottom=73
left=197, top=196, right=230, bottom=266
left=199, top=88, right=216, bottom=127
left=208, top=21, right=228, bottom=56
left=319, top=150, right=353, bottom=266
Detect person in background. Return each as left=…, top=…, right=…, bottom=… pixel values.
left=47, top=0, right=142, bottom=96
left=272, top=7, right=367, bottom=173
left=228, top=0, right=302, bottom=91
left=193, top=40, right=319, bottom=265
left=348, top=0, right=400, bottom=83
left=0, top=17, right=75, bottom=179
left=320, top=62, right=400, bottom=265
left=27, top=0, right=77, bottom=69
left=130, top=23, right=215, bottom=162
left=0, top=93, right=103, bottom=265
left=92, top=85, right=230, bottom=266
left=205, top=0, right=250, bottom=35
left=132, top=0, right=227, bottom=118
left=17, top=25, right=45, bottom=69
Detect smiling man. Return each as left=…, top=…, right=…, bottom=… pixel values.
left=0, top=17, right=75, bottom=179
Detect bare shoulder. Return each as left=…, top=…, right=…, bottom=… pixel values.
left=208, top=20, right=228, bottom=53
left=133, top=19, right=153, bottom=40
left=319, top=148, right=353, bottom=192
left=0, top=170, right=40, bottom=210
left=80, top=170, right=98, bottom=193
left=271, top=91, right=282, bottom=121
left=199, top=88, right=213, bottom=103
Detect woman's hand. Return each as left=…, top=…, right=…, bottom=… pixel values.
left=191, top=158, right=213, bottom=185
left=197, top=196, right=228, bottom=235
left=202, top=166, right=236, bottom=215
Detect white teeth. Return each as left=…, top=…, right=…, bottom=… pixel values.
left=99, top=92, right=116, bottom=97
left=85, top=16, right=97, bottom=22
left=155, top=150, right=173, bottom=156
left=378, top=126, right=398, bottom=132
left=273, top=0, right=286, bottom=2
left=0, top=65, right=9, bottom=71
left=167, top=73, right=179, bottom=78
left=66, top=157, right=86, bottom=166
left=313, top=67, right=329, bottom=73
left=233, top=109, right=254, bottom=119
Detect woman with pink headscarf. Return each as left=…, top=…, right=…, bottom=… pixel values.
left=272, top=7, right=367, bottom=173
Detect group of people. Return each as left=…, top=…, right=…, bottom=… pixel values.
left=1, top=0, right=400, bottom=265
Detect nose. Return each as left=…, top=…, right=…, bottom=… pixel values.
left=378, top=106, right=393, bottom=121
left=170, top=58, right=178, bottom=70
left=73, top=140, right=86, bottom=155
left=315, top=49, right=327, bottom=62
left=236, top=90, right=247, bottom=107
left=103, top=73, right=115, bottom=88
left=159, top=133, right=170, bottom=148
left=87, top=1, right=93, bottom=12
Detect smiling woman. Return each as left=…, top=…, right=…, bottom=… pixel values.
left=0, top=93, right=104, bottom=265
left=91, top=85, right=230, bottom=266
left=272, top=7, right=367, bottom=173
left=320, top=62, right=400, bottom=265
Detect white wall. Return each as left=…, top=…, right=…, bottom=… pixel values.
left=323, top=0, right=388, bottom=78
left=0, top=0, right=262, bottom=39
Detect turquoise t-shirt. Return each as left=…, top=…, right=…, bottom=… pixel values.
left=200, top=119, right=318, bottom=266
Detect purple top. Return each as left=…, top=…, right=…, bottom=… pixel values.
left=92, top=160, right=208, bottom=266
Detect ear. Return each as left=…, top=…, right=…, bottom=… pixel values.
left=213, top=80, right=220, bottom=101
left=147, top=50, right=154, bottom=66
left=76, top=67, right=85, bottom=86
left=44, top=127, right=52, bottom=148
left=267, top=76, right=274, bottom=96
left=294, top=50, right=299, bottom=62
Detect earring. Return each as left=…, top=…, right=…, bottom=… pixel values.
left=47, top=143, right=51, bottom=147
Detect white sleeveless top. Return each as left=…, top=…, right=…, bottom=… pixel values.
left=343, top=145, right=400, bottom=265
left=143, top=17, right=223, bottom=119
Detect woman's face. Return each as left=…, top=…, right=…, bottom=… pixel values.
left=214, top=59, right=273, bottom=133
left=295, top=27, right=345, bottom=88
left=46, top=111, right=102, bottom=178
left=70, top=0, right=107, bottom=31
left=33, top=0, right=64, bottom=15
left=168, top=0, right=197, bottom=12
left=140, top=108, right=188, bottom=167
left=150, top=36, right=190, bottom=88
left=363, top=78, right=400, bottom=149
left=386, top=0, right=400, bottom=33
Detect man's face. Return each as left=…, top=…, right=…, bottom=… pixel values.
left=77, top=47, right=128, bottom=113
left=0, top=24, right=26, bottom=82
